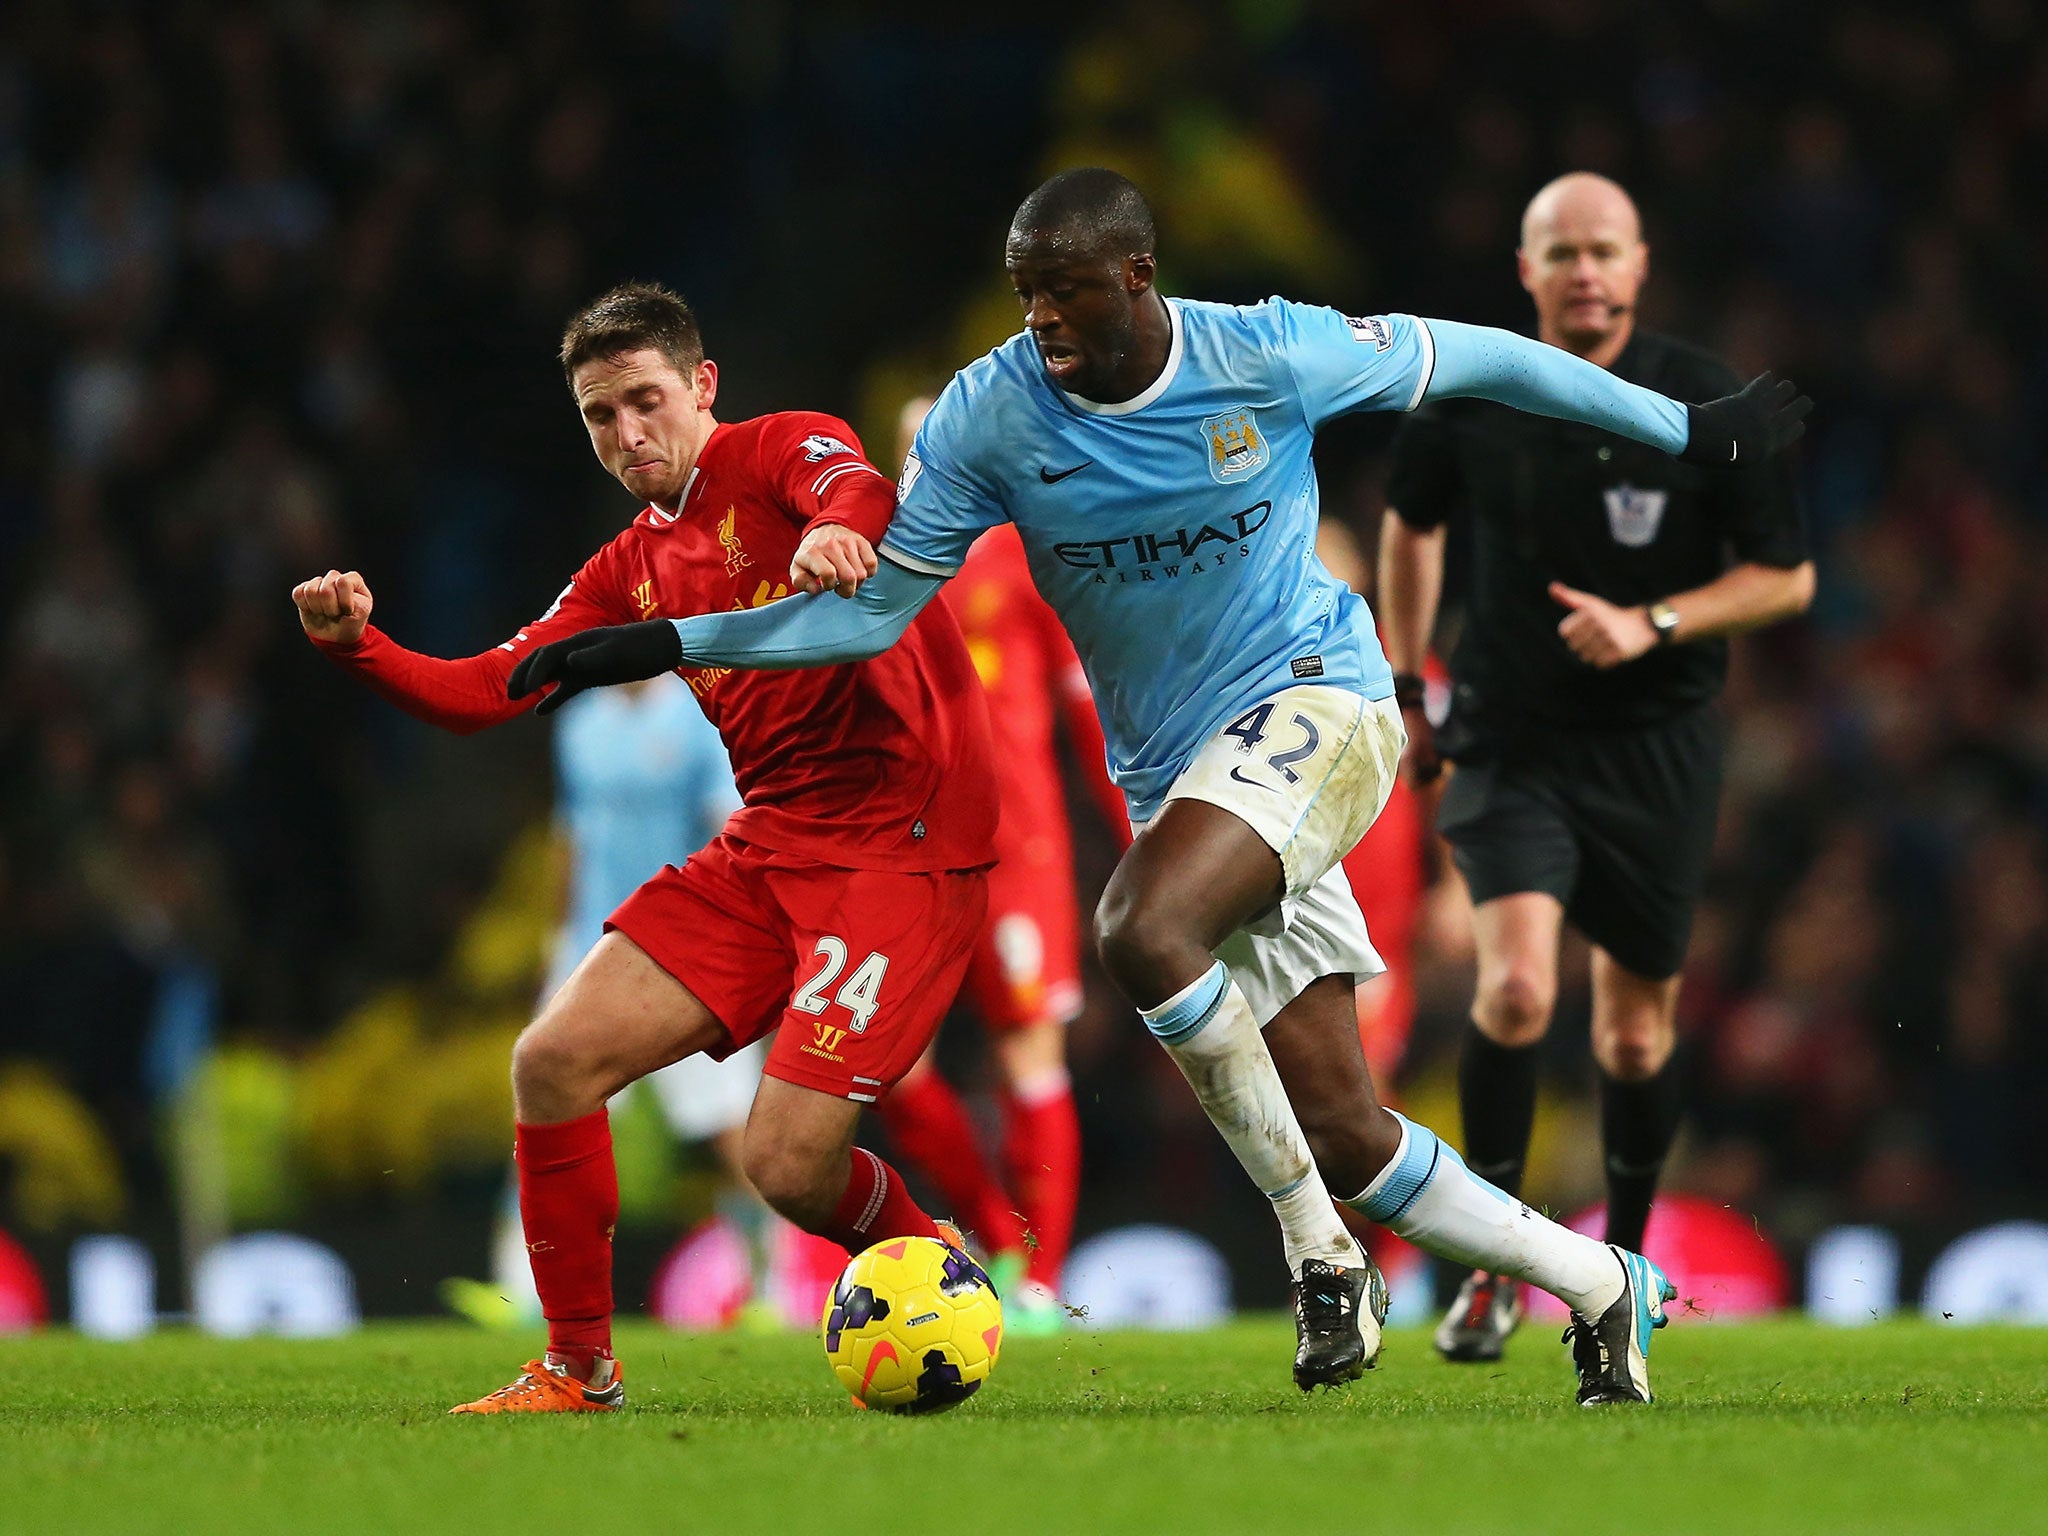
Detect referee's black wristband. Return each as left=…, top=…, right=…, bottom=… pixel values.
left=1391, top=672, right=1427, bottom=711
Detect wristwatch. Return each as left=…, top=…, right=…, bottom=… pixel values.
left=1647, top=601, right=1681, bottom=645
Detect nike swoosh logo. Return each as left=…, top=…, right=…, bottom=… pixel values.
left=1039, top=461, right=1092, bottom=484
left=1228, top=766, right=1274, bottom=791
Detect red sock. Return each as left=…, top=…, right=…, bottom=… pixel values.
left=821, top=1147, right=943, bottom=1252
left=1002, top=1070, right=1081, bottom=1290
left=515, top=1110, right=616, bottom=1377
left=876, top=1072, right=1027, bottom=1253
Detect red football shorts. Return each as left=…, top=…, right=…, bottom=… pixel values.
left=962, top=834, right=1084, bottom=1033
left=607, top=835, right=988, bottom=1103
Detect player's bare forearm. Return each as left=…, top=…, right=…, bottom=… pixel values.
left=1651, top=560, right=1816, bottom=643
left=1550, top=560, right=1814, bottom=668
left=1376, top=512, right=1445, bottom=676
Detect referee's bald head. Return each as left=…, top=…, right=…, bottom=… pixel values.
left=1520, top=172, right=1642, bottom=252
left=1008, top=168, right=1157, bottom=263
left=1518, top=171, right=1648, bottom=357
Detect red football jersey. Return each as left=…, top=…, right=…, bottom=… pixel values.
left=942, top=524, right=1128, bottom=862
left=313, top=411, right=998, bottom=875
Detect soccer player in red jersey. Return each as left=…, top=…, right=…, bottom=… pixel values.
left=872, top=403, right=1131, bottom=1323
left=290, top=284, right=997, bottom=1414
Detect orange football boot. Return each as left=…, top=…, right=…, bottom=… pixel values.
left=449, top=1358, right=625, bottom=1415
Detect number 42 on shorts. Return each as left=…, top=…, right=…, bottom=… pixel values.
left=792, top=936, right=889, bottom=1033
left=1224, top=702, right=1322, bottom=783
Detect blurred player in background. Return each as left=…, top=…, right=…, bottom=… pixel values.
left=294, top=283, right=996, bottom=1413
left=520, top=171, right=1811, bottom=1404
left=442, top=675, right=774, bottom=1332
left=873, top=398, right=1131, bottom=1333
left=1314, top=517, right=1439, bottom=1087
left=1378, top=173, right=1812, bottom=1364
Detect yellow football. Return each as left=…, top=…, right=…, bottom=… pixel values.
left=821, top=1235, right=1004, bottom=1413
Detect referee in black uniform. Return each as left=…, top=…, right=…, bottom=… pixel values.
left=1377, top=172, right=1814, bottom=1363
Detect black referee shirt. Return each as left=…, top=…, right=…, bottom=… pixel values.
left=1386, top=329, right=1805, bottom=731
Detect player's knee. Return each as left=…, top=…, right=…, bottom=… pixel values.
left=1093, top=890, right=1185, bottom=1001
left=510, top=1020, right=580, bottom=1100
left=1594, top=1020, right=1673, bottom=1082
left=1475, top=967, right=1554, bottom=1045
left=741, top=1134, right=838, bottom=1228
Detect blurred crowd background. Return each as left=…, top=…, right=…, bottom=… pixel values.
left=3, top=0, right=2044, bottom=1308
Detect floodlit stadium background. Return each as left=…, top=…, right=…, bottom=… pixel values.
left=2, top=1, right=2044, bottom=1332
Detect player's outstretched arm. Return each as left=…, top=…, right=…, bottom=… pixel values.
left=294, top=561, right=625, bottom=734
left=1423, top=319, right=1812, bottom=465
left=508, top=558, right=945, bottom=715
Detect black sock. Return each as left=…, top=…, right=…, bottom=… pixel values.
left=1600, top=1060, right=1683, bottom=1255
left=1456, top=1025, right=1539, bottom=1200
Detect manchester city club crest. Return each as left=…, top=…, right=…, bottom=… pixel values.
left=1602, top=482, right=1668, bottom=548
left=1202, top=409, right=1269, bottom=484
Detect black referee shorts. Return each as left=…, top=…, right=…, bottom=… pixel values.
left=1437, top=705, right=1724, bottom=981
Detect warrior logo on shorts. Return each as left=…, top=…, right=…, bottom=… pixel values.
left=1202, top=410, right=1269, bottom=484
left=1602, top=483, right=1668, bottom=548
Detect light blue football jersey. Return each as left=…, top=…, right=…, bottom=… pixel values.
left=554, top=674, right=740, bottom=953
left=884, top=296, right=1434, bottom=818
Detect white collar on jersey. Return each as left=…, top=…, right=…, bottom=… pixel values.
left=1060, top=297, right=1184, bottom=418
left=645, top=464, right=702, bottom=525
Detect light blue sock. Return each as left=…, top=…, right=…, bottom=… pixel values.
left=1348, top=1112, right=1620, bottom=1316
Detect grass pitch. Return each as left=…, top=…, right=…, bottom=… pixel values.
left=6, top=1319, right=2045, bottom=1535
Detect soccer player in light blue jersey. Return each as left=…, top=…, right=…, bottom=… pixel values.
left=512, top=170, right=1809, bottom=1403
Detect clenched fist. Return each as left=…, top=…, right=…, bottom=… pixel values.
left=791, top=522, right=878, bottom=598
left=293, top=568, right=373, bottom=645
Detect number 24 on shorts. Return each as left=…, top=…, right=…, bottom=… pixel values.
left=1224, top=702, right=1322, bottom=783
left=792, top=936, right=890, bottom=1033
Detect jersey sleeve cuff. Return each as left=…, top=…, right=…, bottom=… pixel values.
left=877, top=542, right=959, bottom=579
left=800, top=481, right=894, bottom=546
left=1405, top=316, right=1437, bottom=411
left=307, top=624, right=378, bottom=657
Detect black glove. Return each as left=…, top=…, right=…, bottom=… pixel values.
left=1680, top=372, right=1813, bottom=466
left=507, top=618, right=684, bottom=715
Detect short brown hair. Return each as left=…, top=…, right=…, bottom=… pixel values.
left=558, top=281, right=705, bottom=383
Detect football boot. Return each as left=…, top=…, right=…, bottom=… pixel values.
left=1291, top=1255, right=1389, bottom=1390
left=449, top=1356, right=624, bottom=1415
left=1563, top=1247, right=1676, bottom=1406
left=1433, top=1269, right=1525, bottom=1363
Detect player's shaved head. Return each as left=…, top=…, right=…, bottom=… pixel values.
left=1520, top=172, right=1641, bottom=251
left=1008, top=168, right=1156, bottom=262
left=1004, top=169, right=1171, bottom=404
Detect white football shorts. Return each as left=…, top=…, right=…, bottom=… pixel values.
left=1160, top=683, right=1405, bottom=1025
